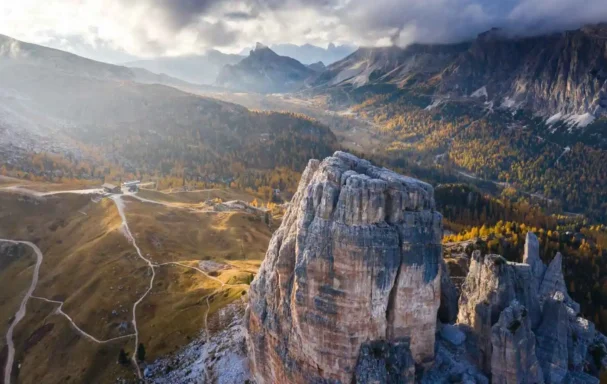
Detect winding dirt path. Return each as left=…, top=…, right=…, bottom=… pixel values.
left=110, top=195, right=156, bottom=379
left=0, top=240, right=43, bottom=384
left=0, top=187, right=251, bottom=381
left=30, top=296, right=135, bottom=344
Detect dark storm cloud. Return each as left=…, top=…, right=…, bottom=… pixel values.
left=210, top=0, right=607, bottom=46
left=36, top=0, right=607, bottom=61
left=331, top=0, right=607, bottom=45
left=196, top=20, right=239, bottom=46
left=224, top=11, right=258, bottom=20
left=147, top=0, right=224, bottom=30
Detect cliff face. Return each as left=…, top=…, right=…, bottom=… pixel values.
left=440, top=25, right=607, bottom=118
left=246, top=151, right=442, bottom=384
left=457, top=235, right=601, bottom=384
left=491, top=300, right=544, bottom=384
left=315, top=24, right=607, bottom=122
left=245, top=152, right=607, bottom=384
left=457, top=252, right=541, bottom=372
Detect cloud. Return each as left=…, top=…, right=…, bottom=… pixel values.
left=223, top=11, right=258, bottom=20
left=1, top=0, right=607, bottom=62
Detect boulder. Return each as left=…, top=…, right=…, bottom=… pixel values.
left=246, top=151, right=442, bottom=384
left=440, top=323, right=466, bottom=346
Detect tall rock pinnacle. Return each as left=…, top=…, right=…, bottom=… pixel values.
left=245, top=151, right=443, bottom=384
left=523, top=232, right=545, bottom=291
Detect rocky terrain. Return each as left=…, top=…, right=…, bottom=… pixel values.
left=311, top=24, right=607, bottom=126
left=245, top=152, right=607, bottom=383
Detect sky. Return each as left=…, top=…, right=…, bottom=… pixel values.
left=1, top=0, right=607, bottom=63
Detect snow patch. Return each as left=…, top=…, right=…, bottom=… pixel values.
left=565, top=113, right=595, bottom=128
left=501, top=96, right=523, bottom=110
left=484, top=101, right=494, bottom=112
left=546, top=112, right=564, bottom=125
left=425, top=99, right=443, bottom=111
left=470, top=86, right=488, bottom=98
left=546, top=112, right=595, bottom=130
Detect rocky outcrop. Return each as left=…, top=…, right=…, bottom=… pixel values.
left=439, top=258, right=459, bottom=324
left=454, top=234, right=601, bottom=383
left=539, top=253, right=580, bottom=314
left=246, top=151, right=442, bottom=384
left=535, top=292, right=570, bottom=383
left=353, top=340, right=415, bottom=384
left=244, top=153, right=607, bottom=384
left=568, top=316, right=596, bottom=372
left=457, top=252, right=540, bottom=371
left=490, top=300, right=544, bottom=384
left=523, top=232, right=545, bottom=291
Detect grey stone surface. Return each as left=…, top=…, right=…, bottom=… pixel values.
left=539, top=253, right=580, bottom=314
left=523, top=232, right=546, bottom=292
left=564, top=371, right=600, bottom=384
left=246, top=151, right=442, bottom=384
left=243, top=151, right=607, bottom=384
left=440, top=323, right=467, bottom=346
left=490, top=300, right=544, bottom=384
left=536, top=292, right=570, bottom=384
left=457, top=252, right=541, bottom=372
left=353, top=339, right=415, bottom=384
left=568, top=315, right=595, bottom=372
left=439, top=257, right=459, bottom=324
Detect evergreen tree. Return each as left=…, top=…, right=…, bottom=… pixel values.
left=137, top=343, right=146, bottom=362
left=118, top=348, right=129, bottom=365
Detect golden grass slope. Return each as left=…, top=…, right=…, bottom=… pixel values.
left=0, top=183, right=273, bottom=383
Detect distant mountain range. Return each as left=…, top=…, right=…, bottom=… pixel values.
left=216, top=43, right=316, bottom=93
left=124, top=50, right=244, bottom=85
left=312, top=24, right=607, bottom=125
left=0, top=34, right=336, bottom=177
left=239, top=43, right=357, bottom=65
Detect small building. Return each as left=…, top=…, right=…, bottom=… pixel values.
left=123, top=180, right=141, bottom=192
left=102, top=183, right=121, bottom=194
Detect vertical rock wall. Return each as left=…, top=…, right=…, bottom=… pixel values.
left=246, top=152, right=443, bottom=384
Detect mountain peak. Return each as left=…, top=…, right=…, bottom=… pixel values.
left=477, top=27, right=507, bottom=41
left=254, top=42, right=269, bottom=51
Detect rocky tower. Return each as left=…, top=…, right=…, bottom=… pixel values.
left=246, top=151, right=442, bottom=384
left=456, top=233, right=601, bottom=384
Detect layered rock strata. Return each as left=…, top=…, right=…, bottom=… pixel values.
left=246, top=151, right=442, bottom=384
left=439, top=258, right=459, bottom=324
left=491, top=300, right=544, bottom=384
left=457, top=233, right=601, bottom=383
left=457, top=251, right=541, bottom=371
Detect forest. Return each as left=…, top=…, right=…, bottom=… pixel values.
left=342, top=88, right=607, bottom=222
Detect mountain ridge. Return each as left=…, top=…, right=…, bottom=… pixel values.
left=311, top=24, right=607, bottom=124
left=124, top=49, right=245, bottom=85
left=216, top=43, right=315, bottom=93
